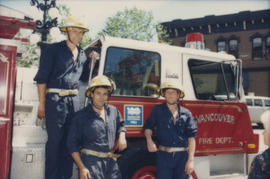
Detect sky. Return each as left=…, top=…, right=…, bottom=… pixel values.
left=0, top=0, right=269, bottom=41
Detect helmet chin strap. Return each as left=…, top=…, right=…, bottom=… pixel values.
left=167, top=101, right=178, bottom=106
left=92, top=102, right=105, bottom=113
left=167, top=96, right=180, bottom=106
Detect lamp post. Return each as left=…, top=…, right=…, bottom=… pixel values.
left=30, top=0, right=58, bottom=43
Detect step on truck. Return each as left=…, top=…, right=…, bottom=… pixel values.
left=0, top=15, right=259, bottom=179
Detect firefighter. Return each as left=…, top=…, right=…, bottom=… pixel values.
left=143, top=81, right=197, bottom=179
left=67, top=75, right=127, bottom=179
left=248, top=111, right=270, bottom=179
left=34, top=16, right=99, bottom=179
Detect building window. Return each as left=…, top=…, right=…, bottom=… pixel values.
left=217, top=41, right=226, bottom=52
left=265, top=36, right=270, bottom=60
left=252, top=37, right=263, bottom=60
left=228, top=39, right=238, bottom=58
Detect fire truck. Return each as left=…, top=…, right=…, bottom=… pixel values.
left=0, top=14, right=259, bottom=179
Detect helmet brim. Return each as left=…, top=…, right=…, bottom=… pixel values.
left=85, top=86, right=114, bottom=98
left=59, top=26, right=89, bottom=32
left=160, top=88, right=185, bottom=98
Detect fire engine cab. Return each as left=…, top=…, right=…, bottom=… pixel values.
left=0, top=14, right=259, bottom=179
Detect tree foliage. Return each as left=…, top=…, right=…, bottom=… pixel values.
left=16, top=41, right=40, bottom=67
left=99, top=7, right=170, bottom=43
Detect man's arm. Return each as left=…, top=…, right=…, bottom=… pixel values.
left=37, top=84, right=47, bottom=118
left=144, top=129, right=157, bottom=152
left=185, top=137, right=196, bottom=175
left=117, top=131, right=127, bottom=151
left=71, top=152, right=91, bottom=179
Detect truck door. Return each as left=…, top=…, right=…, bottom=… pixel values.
left=103, top=47, right=161, bottom=132
left=182, top=55, right=258, bottom=176
left=0, top=40, right=17, bottom=179
left=101, top=46, right=161, bottom=178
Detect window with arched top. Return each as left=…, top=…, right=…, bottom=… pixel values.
left=228, top=39, right=238, bottom=58
left=216, top=36, right=227, bottom=52
left=252, top=37, right=263, bottom=60
left=250, top=33, right=264, bottom=60
left=217, top=41, right=226, bottom=52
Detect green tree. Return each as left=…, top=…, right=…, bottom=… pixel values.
left=80, top=33, right=92, bottom=48
left=99, top=7, right=170, bottom=43
left=16, top=39, right=40, bottom=67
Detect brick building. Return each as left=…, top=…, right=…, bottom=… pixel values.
left=162, top=9, right=270, bottom=97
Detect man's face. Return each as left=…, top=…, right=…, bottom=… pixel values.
left=91, top=87, right=109, bottom=110
left=164, top=88, right=179, bottom=105
left=67, top=27, right=85, bottom=45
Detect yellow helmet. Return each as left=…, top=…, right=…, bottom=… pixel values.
left=85, top=75, right=115, bottom=97
left=59, top=16, right=89, bottom=32
left=160, top=81, right=185, bottom=98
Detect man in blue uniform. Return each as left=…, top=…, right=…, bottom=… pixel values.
left=248, top=111, right=270, bottom=179
left=34, top=16, right=99, bottom=179
left=67, top=75, right=127, bottom=179
left=143, top=81, right=197, bottom=179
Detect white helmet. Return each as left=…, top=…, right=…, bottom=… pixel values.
left=160, top=81, right=184, bottom=98
left=85, top=75, right=115, bottom=97
left=59, top=16, right=89, bottom=32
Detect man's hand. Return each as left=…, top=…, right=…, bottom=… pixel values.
left=37, top=102, right=45, bottom=119
left=88, top=51, right=100, bottom=64
left=36, top=84, right=46, bottom=119
left=186, top=137, right=196, bottom=175
left=118, top=132, right=127, bottom=151
left=185, top=159, right=194, bottom=175
left=146, top=139, right=158, bottom=152
left=80, top=167, right=91, bottom=179
left=144, top=129, right=157, bottom=152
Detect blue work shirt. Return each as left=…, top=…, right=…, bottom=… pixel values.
left=67, top=104, right=126, bottom=154
left=248, top=147, right=270, bottom=179
left=143, top=103, right=197, bottom=147
left=34, top=40, right=87, bottom=89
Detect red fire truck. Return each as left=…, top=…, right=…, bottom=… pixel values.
left=0, top=15, right=259, bottom=179
left=0, top=15, right=35, bottom=179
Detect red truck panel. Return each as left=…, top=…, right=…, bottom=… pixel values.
left=109, top=96, right=259, bottom=156
left=0, top=44, right=17, bottom=179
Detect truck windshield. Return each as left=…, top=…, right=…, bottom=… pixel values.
left=104, top=47, right=161, bottom=97
left=188, top=59, right=239, bottom=101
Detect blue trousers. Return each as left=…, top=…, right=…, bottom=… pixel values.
left=45, top=94, right=79, bottom=179
left=81, top=154, right=122, bottom=179
left=156, top=151, right=189, bottom=179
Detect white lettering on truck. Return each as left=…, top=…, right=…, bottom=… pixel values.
left=195, top=113, right=235, bottom=124
left=198, top=137, right=232, bottom=145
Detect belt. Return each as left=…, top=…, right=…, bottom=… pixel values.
left=46, top=88, right=78, bottom=96
left=80, top=148, right=121, bottom=158
left=159, top=145, right=188, bottom=153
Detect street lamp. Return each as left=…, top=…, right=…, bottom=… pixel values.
left=30, top=0, right=58, bottom=42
